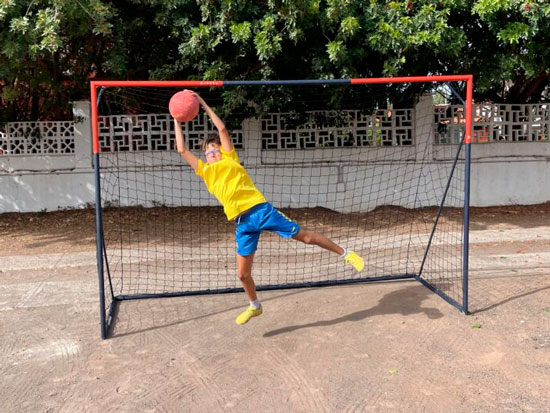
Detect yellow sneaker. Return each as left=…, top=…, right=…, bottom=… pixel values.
left=344, top=250, right=364, bottom=272
left=236, top=305, right=263, bottom=325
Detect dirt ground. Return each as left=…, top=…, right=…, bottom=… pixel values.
left=1, top=204, right=549, bottom=412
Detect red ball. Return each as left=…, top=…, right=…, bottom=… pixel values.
left=169, top=90, right=199, bottom=122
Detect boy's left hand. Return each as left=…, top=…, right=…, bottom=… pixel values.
left=188, top=90, right=205, bottom=106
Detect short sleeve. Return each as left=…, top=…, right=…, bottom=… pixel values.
left=195, top=159, right=205, bottom=177
left=220, top=147, right=240, bottom=163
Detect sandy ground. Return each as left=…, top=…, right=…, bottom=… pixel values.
left=1, top=205, right=549, bottom=412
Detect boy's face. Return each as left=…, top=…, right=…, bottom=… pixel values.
left=204, top=143, right=222, bottom=164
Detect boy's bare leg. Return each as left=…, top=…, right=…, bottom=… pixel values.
left=236, top=252, right=257, bottom=302
left=292, top=228, right=345, bottom=255
left=235, top=252, right=263, bottom=325
left=293, top=228, right=364, bottom=272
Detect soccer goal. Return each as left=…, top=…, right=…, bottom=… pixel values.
left=91, top=76, right=473, bottom=339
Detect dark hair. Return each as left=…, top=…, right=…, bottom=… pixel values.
left=199, top=133, right=222, bottom=152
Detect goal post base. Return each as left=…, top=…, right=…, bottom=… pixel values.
left=114, top=273, right=416, bottom=302
left=415, top=275, right=467, bottom=314
left=101, top=273, right=467, bottom=339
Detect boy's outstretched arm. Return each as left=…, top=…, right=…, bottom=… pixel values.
left=174, top=118, right=199, bottom=171
left=192, top=92, right=233, bottom=152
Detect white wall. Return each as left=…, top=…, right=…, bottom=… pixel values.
left=470, top=144, right=550, bottom=206
left=1, top=99, right=549, bottom=213
left=0, top=170, right=94, bottom=212
left=0, top=101, right=95, bottom=212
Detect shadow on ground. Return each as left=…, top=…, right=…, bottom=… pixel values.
left=263, top=283, right=443, bottom=337
left=468, top=272, right=550, bottom=314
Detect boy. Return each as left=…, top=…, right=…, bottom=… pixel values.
left=173, top=91, right=364, bottom=325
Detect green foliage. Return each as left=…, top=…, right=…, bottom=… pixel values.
left=473, top=0, right=511, bottom=17
left=230, top=21, right=252, bottom=44
left=327, top=40, right=345, bottom=63
left=0, top=0, right=179, bottom=121
left=497, top=22, right=531, bottom=44
left=340, top=16, right=359, bottom=39
left=468, top=0, right=550, bottom=101
left=254, top=15, right=283, bottom=62
left=1, top=0, right=550, bottom=121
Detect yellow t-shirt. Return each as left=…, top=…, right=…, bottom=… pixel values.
left=196, top=147, right=267, bottom=221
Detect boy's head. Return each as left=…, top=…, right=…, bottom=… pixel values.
left=200, top=134, right=222, bottom=164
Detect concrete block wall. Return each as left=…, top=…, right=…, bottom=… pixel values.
left=1, top=99, right=549, bottom=213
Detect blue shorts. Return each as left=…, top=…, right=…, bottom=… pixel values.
left=235, top=202, right=301, bottom=256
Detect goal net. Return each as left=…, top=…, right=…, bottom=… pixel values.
left=91, top=77, right=473, bottom=339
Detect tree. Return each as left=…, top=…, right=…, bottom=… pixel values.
left=153, top=0, right=467, bottom=116
left=0, top=0, right=179, bottom=121
left=467, top=0, right=550, bottom=102
left=1, top=0, right=549, bottom=122
left=0, top=1, right=111, bottom=121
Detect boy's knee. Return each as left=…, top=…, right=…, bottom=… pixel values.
left=300, top=231, right=314, bottom=244
left=237, top=270, right=251, bottom=281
